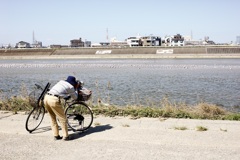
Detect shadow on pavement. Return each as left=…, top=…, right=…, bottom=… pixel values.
left=70, top=124, right=113, bottom=140
left=27, top=124, right=113, bottom=141
left=29, top=126, right=52, bottom=134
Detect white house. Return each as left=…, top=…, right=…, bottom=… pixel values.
left=140, top=36, right=161, bottom=46
left=162, top=34, right=184, bottom=46
left=126, top=37, right=140, bottom=47
left=16, top=41, right=31, bottom=48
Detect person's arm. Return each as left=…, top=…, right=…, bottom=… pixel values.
left=68, top=87, right=78, bottom=100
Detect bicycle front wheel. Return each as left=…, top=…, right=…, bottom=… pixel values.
left=65, top=102, right=93, bottom=132
left=25, top=106, right=45, bottom=133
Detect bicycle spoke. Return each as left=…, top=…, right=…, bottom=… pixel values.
left=25, top=107, right=45, bottom=132
left=65, top=102, right=93, bottom=132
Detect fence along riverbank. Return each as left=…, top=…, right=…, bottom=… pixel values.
left=0, top=46, right=240, bottom=59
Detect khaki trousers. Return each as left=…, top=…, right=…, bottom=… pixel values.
left=43, top=94, right=68, bottom=138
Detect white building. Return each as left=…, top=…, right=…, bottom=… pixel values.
left=110, top=37, right=129, bottom=47
left=84, top=41, right=91, bottom=47
left=1, top=44, right=11, bottom=49
left=140, top=36, right=161, bottom=46
left=91, top=43, right=102, bottom=47
left=183, top=35, right=192, bottom=41
left=162, top=34, right=184, bottom=46
left=126, top=37, right=140, bottom=47
left=16, top=41, right=31, bottom=48
left=32, top=41, right=42, bottom=48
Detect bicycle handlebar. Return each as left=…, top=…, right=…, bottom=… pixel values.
left=35, top=84, right=43, bottom=90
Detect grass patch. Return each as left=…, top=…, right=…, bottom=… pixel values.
left=174, top=126, right=188, bottom=130
left=220, top=128, right=227, bottom=132
left=122, top=124, right=130, bottom=127
left=159, top=117, right=167, bottom=121
left=94, top=122, right=101, bottom=126
left=196, top=126, right=208, bottom=131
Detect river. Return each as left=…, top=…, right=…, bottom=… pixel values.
left=0, top=58, right=239, bottom=110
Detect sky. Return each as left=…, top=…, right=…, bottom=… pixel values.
left=1, top=0, right=240, bottom=46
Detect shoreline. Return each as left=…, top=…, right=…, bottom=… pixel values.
left=1, top=46, right=240, bottom=59
left=1, top=53, right=240, bottom=59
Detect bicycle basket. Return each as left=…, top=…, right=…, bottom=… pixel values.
left=78, top=88, right=92, bottom=101
left=28, top=88, right=43, bottom=107
left=29, top=83, right=51, bottom=107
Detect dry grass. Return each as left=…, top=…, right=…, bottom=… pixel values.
left=1, top=92, right=240, bottom=121
left=91, top=99, right=240, bottom=121
left=193, top=102, right=227, bottom=119
left=0, top=96, right=32, bottom=113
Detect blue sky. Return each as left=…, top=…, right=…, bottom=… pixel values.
left=1, top=0, right=240, bottom=46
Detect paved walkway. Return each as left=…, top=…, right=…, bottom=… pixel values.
left=0, top=111, right=240, bottom=160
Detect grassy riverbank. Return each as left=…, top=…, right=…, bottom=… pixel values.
left=1, top=96, right=240, bottom=121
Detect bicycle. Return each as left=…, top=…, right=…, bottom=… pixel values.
left=25, top=82, right=93, bottom=133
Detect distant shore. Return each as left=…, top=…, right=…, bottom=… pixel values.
left=0, top=54, right=240, bottom=59
left=1, top=46, right=240, bottom=59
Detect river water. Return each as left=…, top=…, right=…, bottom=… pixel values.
left=0, top=58, right=239, bottom=110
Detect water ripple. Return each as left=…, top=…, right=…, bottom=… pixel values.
left=0, top=63, right=239, bottom=70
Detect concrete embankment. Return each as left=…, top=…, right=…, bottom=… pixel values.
left=0, top=46, right=240, bottom=59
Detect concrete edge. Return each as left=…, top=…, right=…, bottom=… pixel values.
left=1, top=54, right=240, bottom=60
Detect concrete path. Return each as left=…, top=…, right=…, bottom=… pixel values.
left=0, top=111, right=240, bottom=160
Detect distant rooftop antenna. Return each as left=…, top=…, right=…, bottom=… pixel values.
left=33, top=31, right=35, bottom=44
left=106, top=28, right=109, bottom=42
left=191, top=30, right=193, bottom=40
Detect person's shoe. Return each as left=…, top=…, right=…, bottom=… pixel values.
left=63, top=136, right=72, bottom=141
left=54, top=135, right=62, bottom=140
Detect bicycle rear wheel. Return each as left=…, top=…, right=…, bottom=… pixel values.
left=25, top=106, right=45, bottom=133
left=65, top=102, right=93, bottom=132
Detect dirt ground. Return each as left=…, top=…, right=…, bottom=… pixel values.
left=0, top=111, right=240, bottom=160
